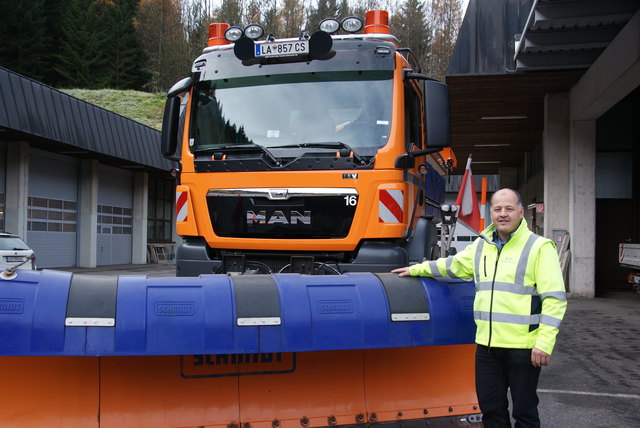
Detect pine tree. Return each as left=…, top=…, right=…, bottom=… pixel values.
left=103, top=0, right=149, bottom=90
left=0, top=0, right=50, bottom=82
left=54, top=0, right=111, bottom=88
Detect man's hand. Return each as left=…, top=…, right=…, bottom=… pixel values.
left=391, top=267, right=411, bottom=277
left=531, top=347, right=550, bottom=367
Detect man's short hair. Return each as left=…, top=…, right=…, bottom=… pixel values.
left=490, top=188, right=523, bottom=208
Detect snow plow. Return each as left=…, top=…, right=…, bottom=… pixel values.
left=0, top=268, right=480, bottom=427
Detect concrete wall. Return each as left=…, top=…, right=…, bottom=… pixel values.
left=568, top=121, right=596, bottom=296
left=78, top=159, right=99, bottom=268
left=4, top=142, right=28, bottom=239
left=537, top=10, right=640, bottom=297
left=132, top=172, right=149, bottom=264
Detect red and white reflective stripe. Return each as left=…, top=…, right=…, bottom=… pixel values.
left=379, top=189, right=403, bottom=223
left=176, top=190, right=188, bottom=222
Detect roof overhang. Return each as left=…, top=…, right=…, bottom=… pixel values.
left=445, top=0, right=640, bottom=175
left=514, top=0, right=638, bottom=71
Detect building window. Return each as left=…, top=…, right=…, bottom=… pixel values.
left=27, top=197, right=77, bottom=232
left=98, top=205, right=133, bottom=234
left=148, top=177, right=174, bottom=242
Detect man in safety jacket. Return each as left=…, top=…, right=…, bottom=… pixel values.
left=393, top=188, right=567, bottom=428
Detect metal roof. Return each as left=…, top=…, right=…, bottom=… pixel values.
left=515, top=0, right=639, bottom=71
left=0, top=66, right=174, bottom=172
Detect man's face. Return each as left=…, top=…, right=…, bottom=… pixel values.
left=490, top=190, right=524, bottom=238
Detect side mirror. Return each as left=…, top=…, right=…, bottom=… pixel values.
left=161, top=77, right=193, bottom=160
left=424, top=80, right=451, bottom=149
left=161, top=96, right=181, bottom=159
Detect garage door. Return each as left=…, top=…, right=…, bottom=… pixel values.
left=27, top=152, right=78, bottom=268
left=97, top=165, right=133, bottom=265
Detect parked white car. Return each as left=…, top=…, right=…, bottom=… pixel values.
left=0, top=233, right=36, bottom=270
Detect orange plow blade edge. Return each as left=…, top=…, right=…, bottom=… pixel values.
left=0, top=345, right=479, bottom=427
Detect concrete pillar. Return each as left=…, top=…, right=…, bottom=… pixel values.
left=543, top=93, right=570, bottom=240
left=569, top=120, right=596, bottom=297
left=132, top=171, right=148, bottom=264
left=78, top=159, right=98, bottom=268
left=5, top=142, right=29, bottom=239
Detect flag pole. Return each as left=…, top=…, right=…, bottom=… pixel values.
left=445, top=154, right=473, bottom=256
left=480, top=177, right=487, bottom=230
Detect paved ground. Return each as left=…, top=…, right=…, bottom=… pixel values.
left=58, top=264, right=640, bottom=426
left=60, top=262, right=178, bottom=277
left=538, top=289, right=640, bottom=427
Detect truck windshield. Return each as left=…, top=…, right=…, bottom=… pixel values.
left=189, top=71, right=393, bottom=157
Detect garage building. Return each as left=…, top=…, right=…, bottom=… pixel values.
left=0, top=66, right=175, bottom=268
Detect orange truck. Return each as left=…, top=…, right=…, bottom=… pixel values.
left=0, top=9, right=481, bottom=428
left=162, top=10, right=457, bottom=277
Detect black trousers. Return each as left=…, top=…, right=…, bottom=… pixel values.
left=475, top=345, right=542, bottom=428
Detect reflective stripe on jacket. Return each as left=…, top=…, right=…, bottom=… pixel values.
left=409, top=219, right=567, bottom=355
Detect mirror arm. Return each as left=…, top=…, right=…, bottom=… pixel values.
left=408, top=147, right=443, bottom=158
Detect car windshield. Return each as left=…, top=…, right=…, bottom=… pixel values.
left=0, top=236, right=30, bottom=251
left=189, top=71, right=393, bottom=157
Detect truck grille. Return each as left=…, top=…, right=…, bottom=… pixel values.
left=207, top=188, right=358, bottom=239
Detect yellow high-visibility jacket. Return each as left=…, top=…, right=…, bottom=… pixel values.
left=410, top=219, right=567, bottom=354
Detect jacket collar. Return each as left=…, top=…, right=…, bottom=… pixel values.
left=479, top=218, right=530, bottom=246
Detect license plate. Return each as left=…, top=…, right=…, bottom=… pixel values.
left=5, top=256, right=25, bottom=263
left=255, top=40, right=309, bottom=58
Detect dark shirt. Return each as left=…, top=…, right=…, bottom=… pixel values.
left=492, top=230, right=514, bottom=251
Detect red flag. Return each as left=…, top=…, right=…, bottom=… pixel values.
left=455, top=155, right=481, bottom=232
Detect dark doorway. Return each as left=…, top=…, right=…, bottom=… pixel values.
left=595, top=199, right=634, bottom=291
left=594, top=89, right=639, bottom=294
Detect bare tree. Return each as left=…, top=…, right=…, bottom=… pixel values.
left=390, top=0, right=433, bottom=73
left=182, top=0, right=213, bottom=61
left=279, top=0, right=308, bottom=36
left=429, top=0, right=462, bottom=80
left=135, top=0, right=189, bottom=92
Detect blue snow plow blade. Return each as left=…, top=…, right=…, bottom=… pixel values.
left=0, top=269, right=475, bottom=356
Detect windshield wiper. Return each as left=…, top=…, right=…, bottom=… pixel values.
left=195, top=144, right=281, bottom=166
left=269, top=142, right=367, bottom=165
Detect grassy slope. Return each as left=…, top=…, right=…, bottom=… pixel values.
left=62, top=89, right=165, bottom=131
